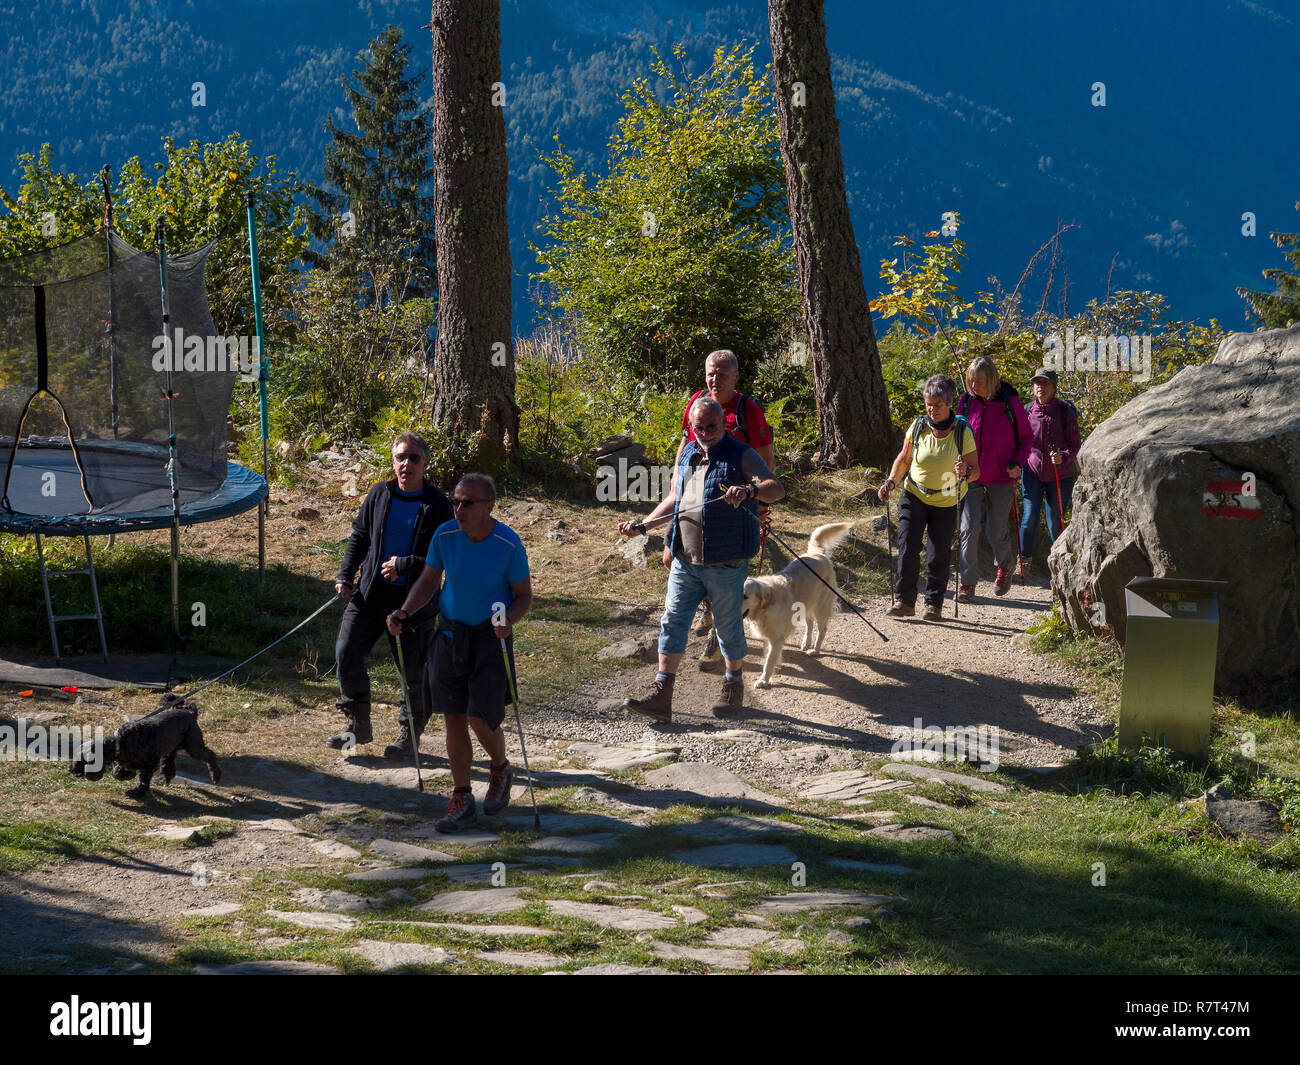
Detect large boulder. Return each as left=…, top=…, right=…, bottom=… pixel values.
left=1050, top=325, right=1300, bottom=697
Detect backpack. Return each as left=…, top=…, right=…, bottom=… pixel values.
left=906, top=415, right=973, bottom=497
left=687, top=389, right=765, bottom=446
left=1051, top=398, right=1080, bottom=458
left=958, top=386, right=1020, bottom=454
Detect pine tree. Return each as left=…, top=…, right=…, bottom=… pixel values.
left=430, top=0, right=518, bottom=468
left=768, top=0, right=894, bottom=467
left=1237, top=201, right=1300, bottom=329
left=305, top=25, right=435, bottom=298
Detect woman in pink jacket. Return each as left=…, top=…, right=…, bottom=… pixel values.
left=955, top=356, right=1031, bottom=600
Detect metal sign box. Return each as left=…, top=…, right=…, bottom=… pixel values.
left=1118, top=577, right=1227, bottom=760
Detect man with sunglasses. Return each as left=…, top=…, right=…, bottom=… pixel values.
left=330, top=433, right=453, bottom=756
left=617, top=396, right=784, bottom=722
left=387, top=473, right=532, bottom=833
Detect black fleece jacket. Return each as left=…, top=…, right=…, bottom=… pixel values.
left=336, top=479, right=453, bottom=607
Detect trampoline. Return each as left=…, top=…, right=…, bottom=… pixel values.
left=0, top=184, right=273, bottom=660
left=0, top=447, right=265, bottom=535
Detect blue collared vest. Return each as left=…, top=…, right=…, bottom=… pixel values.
left=667, top=433, right=760, bottom=563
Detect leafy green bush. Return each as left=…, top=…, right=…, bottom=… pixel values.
left=532, top=43, right=800, bottom=392
left=1074, top=733, right=1216, bottom=798
left=869, top=215, right=1225, bottom=437
left=1257, top=776, right=1300, bottom=829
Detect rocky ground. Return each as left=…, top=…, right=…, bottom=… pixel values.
left=1, top=567, right=1109, bottom=974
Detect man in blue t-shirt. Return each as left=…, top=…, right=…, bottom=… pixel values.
left=330, top=433, right=452, bottom=755
left=387, top=473, right=532, bottom=833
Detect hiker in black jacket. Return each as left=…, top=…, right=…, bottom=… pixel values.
left=329, top=433, right=453, bottom=757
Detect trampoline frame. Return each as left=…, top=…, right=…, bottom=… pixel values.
left=0, top=184, right=275, bottom=661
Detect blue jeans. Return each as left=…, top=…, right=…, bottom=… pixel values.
left=1020, top=468, right=1074, bottom=557
left=659, top=557, right=749, bottom=662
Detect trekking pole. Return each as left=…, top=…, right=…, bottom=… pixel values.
left=1013, top=479, right=1026, bottom=583
left=1053, top=460, right=1068, bottom=535
left=884, top=493, right=896, bottom=596
left=952, top=472, right=970, bottom=619
left=951, top=498, right=962, bottom=619
left=391, top=636, right=423, bottom=793
left=500, top=638, right=541, bottom=830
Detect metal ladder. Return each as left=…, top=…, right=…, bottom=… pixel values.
left=35, top=533, right=109, bottom=663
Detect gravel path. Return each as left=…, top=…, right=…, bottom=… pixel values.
left=525, top=575, right=1106, bottom=789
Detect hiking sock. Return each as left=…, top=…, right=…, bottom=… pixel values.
left=655, top=671, right=675, bottom=685
left=725, top=668, right=741, bottom=681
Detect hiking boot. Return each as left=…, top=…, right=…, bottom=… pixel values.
left=692, top=603, right=714, bottom=636
left=886, top=601, right=915, bottom=618
left=994, top=567, right=1012, bottom=596
left=958, top=585, right=976, bottom=603
left=922, top=602, right=942, bottom=621
left=697, top=630, right=722, bottom=670
left=383, top=712, right=427, bottom=761
left=711, top=674, right=744, bottom=718
left=436, top=790, right=478, bottom=833
left=624, top=678, right=673, bottom=723
left=327, top=706, right=372, bottom=749
left=483, top=761, right=514, bottom=815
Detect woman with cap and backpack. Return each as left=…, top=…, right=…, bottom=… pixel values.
left=877, top=374, right=979, bottom=621
left=1019, top=367, right=1082, bottom=575
left=954, top=356, right=1032, bottom=601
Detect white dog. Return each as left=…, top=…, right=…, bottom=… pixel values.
left=742, top=521, right=855, bottom=688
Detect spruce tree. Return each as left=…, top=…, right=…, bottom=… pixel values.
left=306, top=25, right=435, bottom=298
left=1238, top=201, right=1300, bottom=329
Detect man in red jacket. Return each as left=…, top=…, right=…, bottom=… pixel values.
left=673, top=349, right=776, bottom=666
left=955, top=357, right=1031, bottom=599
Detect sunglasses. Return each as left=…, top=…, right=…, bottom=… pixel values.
left=453, top=498, right=489, bottom=509
left=393, top=453, right=426, bottom=463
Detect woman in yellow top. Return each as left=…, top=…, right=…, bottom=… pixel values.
left=876, top=374, right=980, bottom=620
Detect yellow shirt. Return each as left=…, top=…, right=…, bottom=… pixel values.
left=905, top=417, right=977, bottom=508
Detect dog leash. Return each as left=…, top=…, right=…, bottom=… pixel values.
left=171, top=593, right=342, bottom=701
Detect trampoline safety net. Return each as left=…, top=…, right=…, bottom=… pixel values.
left=0, top=230, right=241, bottom=522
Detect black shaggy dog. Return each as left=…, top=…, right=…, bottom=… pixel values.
left=70, top=693, right=222, bottom=800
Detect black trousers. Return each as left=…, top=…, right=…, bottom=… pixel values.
left=895, top=490, right=960, bottom=607
left=335, top=582, right=432, bottom=728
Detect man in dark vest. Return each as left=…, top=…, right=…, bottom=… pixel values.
left=617, top=396, right=785, bottom=721
left=330, top=432, right=453, bottom=757
left=673, top=348, right=776, bottom=667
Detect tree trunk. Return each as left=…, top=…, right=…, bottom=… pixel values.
left=768, top=0, right=893, bottom=468
left=430, top=0, right=518, bottom=469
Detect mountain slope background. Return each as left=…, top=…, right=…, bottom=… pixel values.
left=1, top=0, right=1295, bottom=333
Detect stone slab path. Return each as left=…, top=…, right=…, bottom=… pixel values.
left=0, top=543, right=1110, bottom=976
